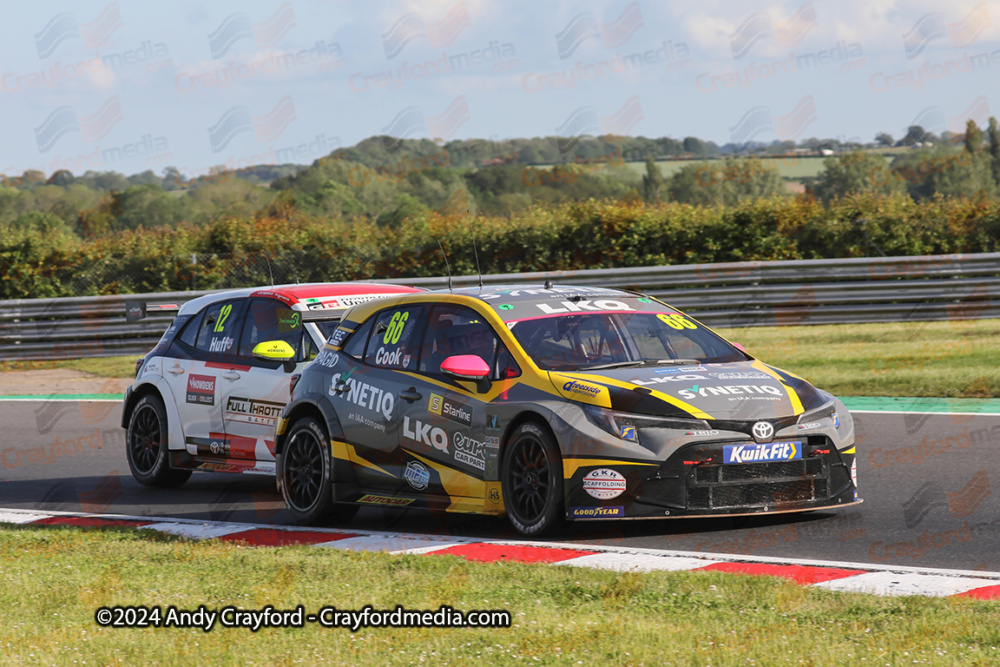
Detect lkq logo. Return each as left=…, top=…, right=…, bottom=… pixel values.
left=208, top=2, right=296, bottom=59
left=382, top=1, right=471, bottom=58
left=901, top=3, right=991, bottom=59
left=537, top=298, right=633, bottom=314
left=207, top=95, right=297, bottom=153
left=554, top=2, right=644, bottom=59
left=34, top=2, right=123, bottom=59
left=34, top=96, right=123, bottom=154
left=554, top=95, right=643, bottom=154
left=728, top=96, right=818, bottom=153
left=403, top=417, right=449, bottom=453
left=729, top=2, right=817, bottom=59
left=380, top=96, right=471, bottom=152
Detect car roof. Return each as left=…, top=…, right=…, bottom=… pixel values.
left=176, top=282, right=425, bottom=316
left=339, top=284, right=668, bottom=325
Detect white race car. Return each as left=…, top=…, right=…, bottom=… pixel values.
left=121, top=283, right=423, bottom=486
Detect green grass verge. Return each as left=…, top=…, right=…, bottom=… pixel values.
left=0, top=355, right=139, bottom=377
left=715, top=318, right=1000, bottom=398
left=2, top=318, right=997, bottom=398
left=4, top=524, right=1000, bottom=666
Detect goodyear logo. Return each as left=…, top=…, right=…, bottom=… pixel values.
left=723, top=441, right=800, bottom=464
left=620, top=425, right=637, bottom=441
left=570, top=506, right=624, bottom=518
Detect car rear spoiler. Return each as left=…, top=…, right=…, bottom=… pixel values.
left=125, top=300, right=181, bottom=322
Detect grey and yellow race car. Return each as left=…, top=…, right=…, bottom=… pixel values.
left=273, top=285, right=859, bottom=536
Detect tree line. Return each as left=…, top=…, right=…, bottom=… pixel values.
left=1, top=121, right=999, bottom=240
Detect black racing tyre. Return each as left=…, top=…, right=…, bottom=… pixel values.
left=126, top=394, right=191, bottom=487
left=280, top=417, right=357, bottom=525
left=502, top=421, right=564, bottom=536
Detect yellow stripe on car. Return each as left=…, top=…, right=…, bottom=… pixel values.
left=562, top=457, right=656, bottom=479
left=752, top=361, right=804, bottom=415
left=409, top=451, right=489, bottom=513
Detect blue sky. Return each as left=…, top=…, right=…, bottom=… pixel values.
left=1, top=0, right=997, bottom=178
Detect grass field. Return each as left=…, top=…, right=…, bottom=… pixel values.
left=3, top=523, right=1000, bottom=666
left=715, top=318, right=1000, bottom=399
left=3, top=318, right=997, bottom=398
left=621, top=156, right=836, bottom=180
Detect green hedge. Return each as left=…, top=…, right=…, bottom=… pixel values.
left=3, top=193, right=999, bottom=299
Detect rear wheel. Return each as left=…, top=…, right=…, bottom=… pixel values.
left=502, top=422, right=563, bottom=536
left=280, top=417, right=357, bottom=525
left=126, top=394, right=191, bottom=487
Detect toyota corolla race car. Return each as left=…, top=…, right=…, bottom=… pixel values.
left=121, top=283, right=423, bottom=486
left=274, top=285, right=859, bottom=536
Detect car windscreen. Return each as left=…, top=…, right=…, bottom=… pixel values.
left=509, top=312, right=747, bottom=371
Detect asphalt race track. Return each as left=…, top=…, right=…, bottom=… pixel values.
left=2, top=399, right=998, bottom=571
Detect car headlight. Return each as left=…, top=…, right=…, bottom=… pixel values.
left=797, top=401, right=836, bottom=424
left=583, top=405, right=711, bottom=441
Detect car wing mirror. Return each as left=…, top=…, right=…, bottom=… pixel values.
left=253, top=340, right=296, bottom=371
left=441, top=355, right=491, bottom=392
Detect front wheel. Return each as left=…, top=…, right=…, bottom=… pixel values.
left=280, top=417, right=357, bottom=525
left=126, top=394, right=191, bottom=487
left=502, top=422, right=563, bottom=536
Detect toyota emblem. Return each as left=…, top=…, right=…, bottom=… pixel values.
left=752, top=421, right=774, bottom=443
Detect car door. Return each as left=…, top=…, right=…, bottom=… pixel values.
left=220, top=298, right=307, bottom=472
left=397, top=304, right=513, bottom=498
left=162, top=297, right=247, bottom=460
left=328, top=304, right=427, bottom=491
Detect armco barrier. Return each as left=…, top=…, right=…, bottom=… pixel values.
left=1, top=253, right=998, bottom=361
